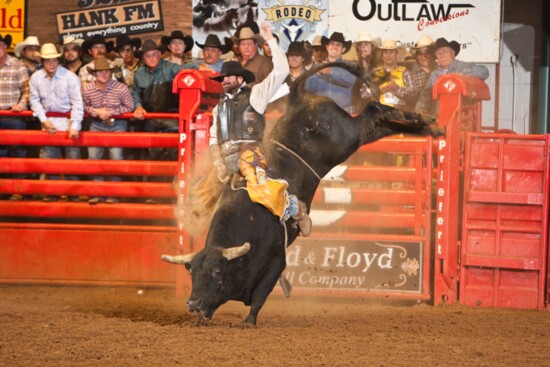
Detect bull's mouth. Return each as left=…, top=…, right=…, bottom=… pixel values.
left=187, top=299, right=215, bottom=320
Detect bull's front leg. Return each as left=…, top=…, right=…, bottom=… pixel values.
left=241, top=259, right=285, bottom=327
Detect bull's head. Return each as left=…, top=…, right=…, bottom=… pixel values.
left=161, top=242, right=251, bottom=319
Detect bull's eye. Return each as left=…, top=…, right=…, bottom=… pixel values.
left=212, top=266, right=222, bottom=278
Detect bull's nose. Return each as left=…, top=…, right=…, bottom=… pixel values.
left=187, top=299, right=202, bottom=313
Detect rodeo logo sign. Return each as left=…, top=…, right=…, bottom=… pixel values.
left=259, top=0, right=328, bottom=50
left=283, top=239, right=423, bottom=293
left=56, top=0, right=164, bottom=43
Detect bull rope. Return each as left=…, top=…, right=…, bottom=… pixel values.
left=269, top=139, right=322, bottom=181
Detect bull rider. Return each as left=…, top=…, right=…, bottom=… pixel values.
left=208, top=22, right=312, bottom=237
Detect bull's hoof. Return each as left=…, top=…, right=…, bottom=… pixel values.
left=240, top=316, right=257, bottom=328
left=192, top=315, right=211, bottom=327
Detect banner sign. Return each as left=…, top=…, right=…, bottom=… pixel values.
left=191, top=0, right=328, bottom=58
left=56, top=0, right=163, bottom=43
left=0, top=0, right=26, bottom=52
left=283, top=239, right=423, bottom=293
left=329, top=0, right=501, bottom=63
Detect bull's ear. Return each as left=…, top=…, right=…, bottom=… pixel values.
left=222, top=242, right=251, bottom=261
left=161, top=252, right=197, bottom=265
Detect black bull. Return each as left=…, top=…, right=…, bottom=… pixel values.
left=162, top=63, right=444, bottom=326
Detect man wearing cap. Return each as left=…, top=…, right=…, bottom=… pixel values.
left=162, top=30, right=194, bottom=65
left=82, top=56, right=135, bottom=205
left=415, top=37, right=489, bottom=116
left=29, top=43, right=84, bottom=202
left=208, top=22, right=311, bottom=236
left=305, top=32, right=357, bottom=114
left=408, top=35, right=436, bottom=111
left=14, top=36, right=41, bottom=75
left=0, top=33, right=30, bottom=200
left=61, top=36, right=85, bottom=75
left=236, top=26, right=272, bottom=84
left=372, top=39, right=414, bottom=109
left=79, top=35, right=118, bottom=88
left=196, top=34, right=232, bottom=73
left=113, top=35, right=142, bottom=88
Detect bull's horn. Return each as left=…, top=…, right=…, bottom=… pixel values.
left=161, top=252, right=197, bottom=265
left=222, top=242, right=251, bottom=261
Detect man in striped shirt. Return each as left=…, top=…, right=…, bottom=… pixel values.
left=82, top=56, right=135, bottom=205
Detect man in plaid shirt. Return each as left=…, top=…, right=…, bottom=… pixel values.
left=0, top=34, right=30, bottom=200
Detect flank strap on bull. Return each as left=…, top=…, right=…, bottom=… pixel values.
left=270, top=139, right=322, bottom=180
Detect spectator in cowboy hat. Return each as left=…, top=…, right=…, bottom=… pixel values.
left=162, top=30, right=194, bottom=65
left=236, top=25, right=272, bottom=84
left=113, top=34, right=142, bottom=88
left=415, top=37, right=489, bottom=116
left=407, top=35, right=436, bottom=110
left=355, top=30, right=380, bottom=76
left=310, top=35, right=326, bottom=66
left=131, top=39, right=197, bottom=164
left=29, top=43, right=84, bottom=202
left=304, top=31, right=357, bottom=114
left=79, top=35, right=117, bottom=88
left=196, top=34, right=232, bottom=73
left=61, top=36, right=85, bottom=75
left=285, top=41, right=308, bottom=84
left=82, top=56, right=134, bottom=205
left=14, top=36, right=41, bottom=75
left=0, top=33, right=30, bottom=200
left=372, top=39, right=414, bottom=109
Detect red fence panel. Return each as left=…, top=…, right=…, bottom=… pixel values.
left=460, top=133, right=549, bottom=309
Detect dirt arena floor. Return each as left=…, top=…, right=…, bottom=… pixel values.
left=1, top=285, right=550, bottom=367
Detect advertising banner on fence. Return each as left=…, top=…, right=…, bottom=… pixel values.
left=329, top=0, right=502, bottom=63
left=56, top=0, right=164, bottom=43
left=283, top=239, right=423, bottom=293
left=0, top=0, right=26, bottom=52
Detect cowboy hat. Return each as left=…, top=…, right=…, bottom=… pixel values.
left=195, top=34, right=232, bottom=54
left=210, top=61, right=255, bottom=84
left=134, top=39, right=163, bottom=59
left=114, top=34, right=142, bottom=52
left=14, top=36, right=40, bottom=57
left=86, top=55, right=118, bottom=73
left=311, top=35, right=323, bottom=48
left=321, top=32, right=352, bottom=54
left=286, top=41, right=306, bottom=57
left=0, top=34, right=12, bottom=48
left=411, top=35, right=435, bottom=56
left=236, top=27, right=264, bottom=45
left=379, top=39, right=401, bottom=50
left=355, top=30, right=381, bottom=48
left=434, top=37, right=461, bottom=56
left=39, top=43, right=62, bottom=59
left=161, top=30, right=193, bottom=52
left=82, top=35, right=114, bottom=54
left=62, top=36, right=84, bottom=47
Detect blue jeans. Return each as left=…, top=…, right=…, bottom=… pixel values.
left=88, top=119, right=127, bottom=182
left=0, top=116, right=27, bottom=159
left=40, top=145, right=81, bottom=181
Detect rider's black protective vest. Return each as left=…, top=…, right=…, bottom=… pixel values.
left=217, top=88, right=265, bottom=144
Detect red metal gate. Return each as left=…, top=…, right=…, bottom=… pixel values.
left=460, top=133, right=549, bottom=309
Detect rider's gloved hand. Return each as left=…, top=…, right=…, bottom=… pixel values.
left=214, top=159, right=231, bottom=183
